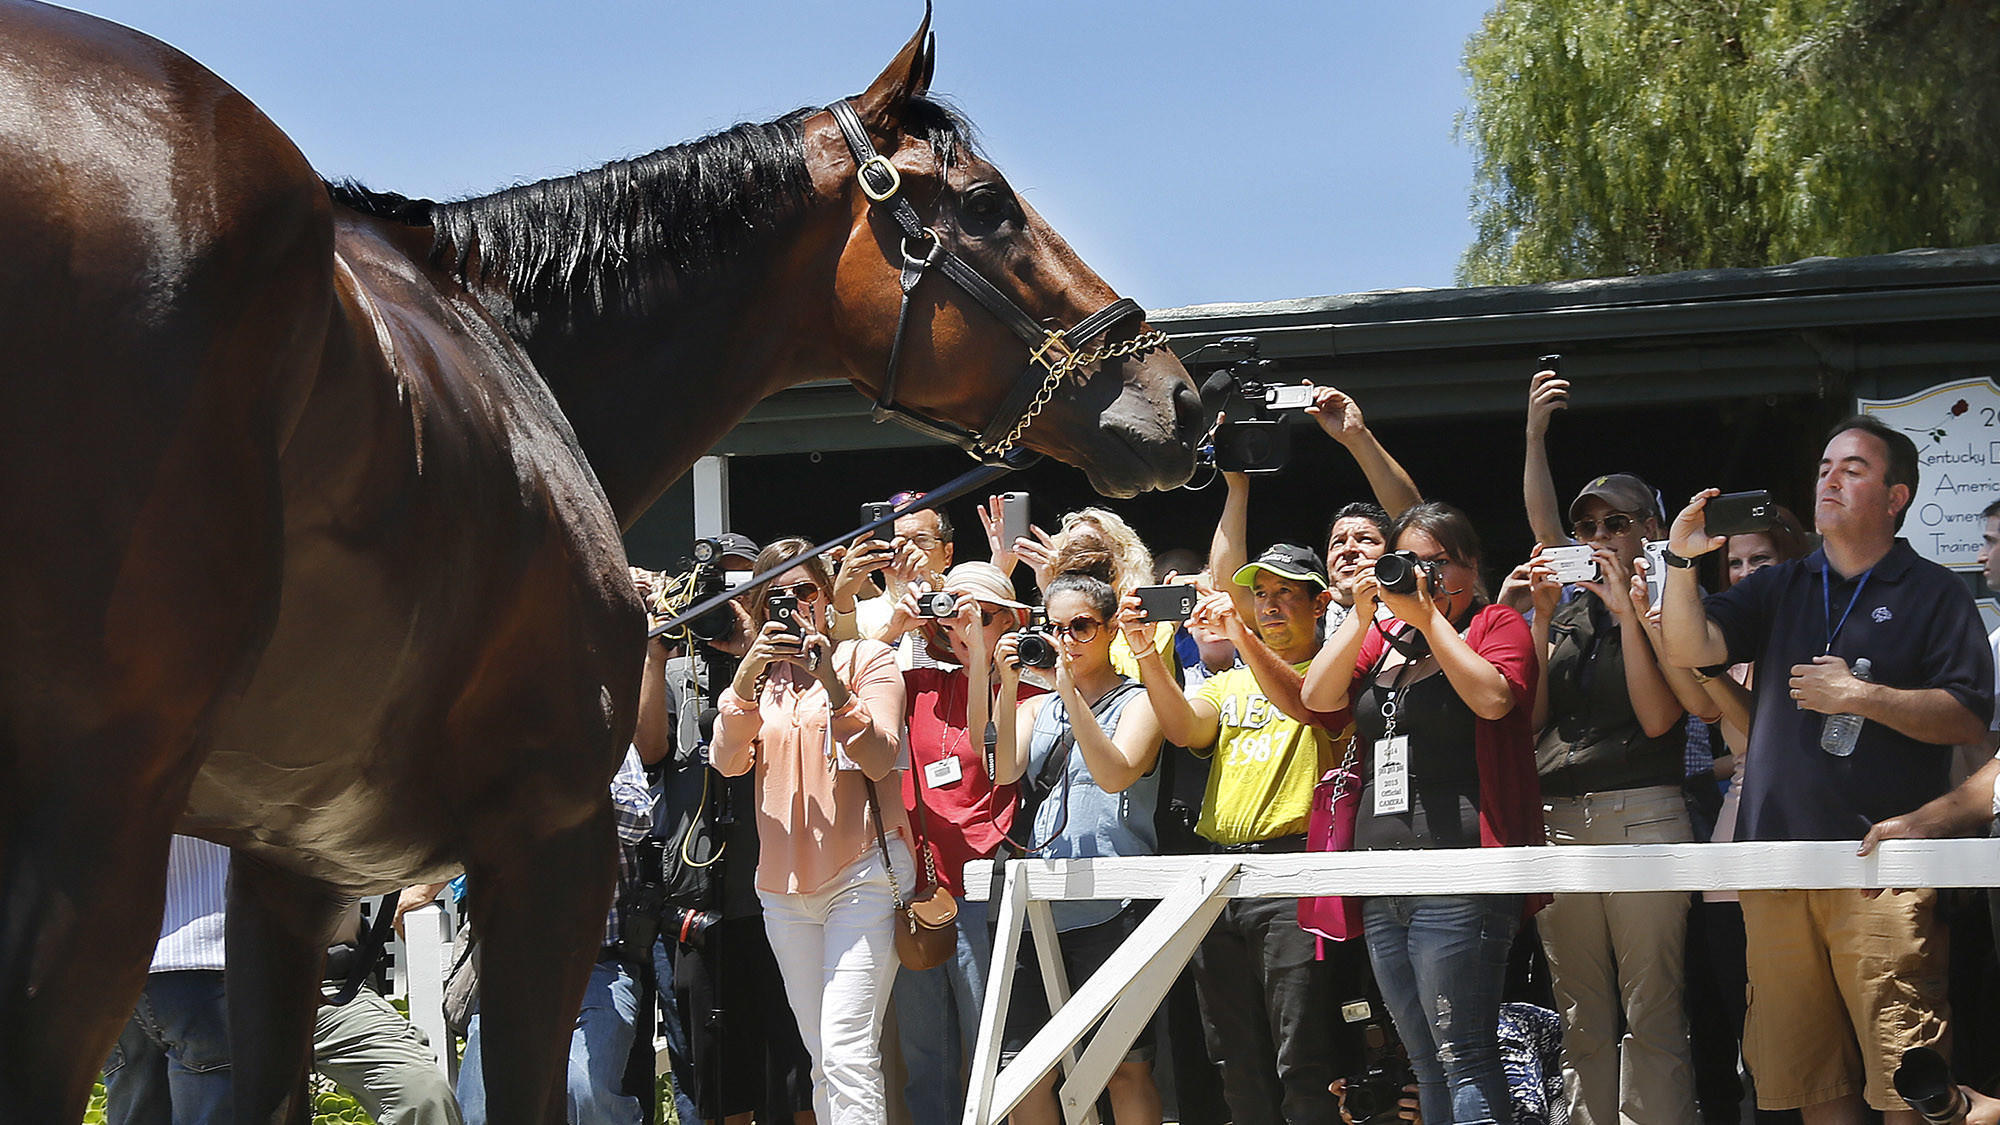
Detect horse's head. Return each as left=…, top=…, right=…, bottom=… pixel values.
left=809, top=13, right=1205, bottom=498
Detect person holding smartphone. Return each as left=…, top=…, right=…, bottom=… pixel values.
left=991, top=559, right=1167, bottom=1125
left=1659, top=418, right=1992, bottom=1125
left=710, top=538, right=909, bottom=1125
left=1301, top=501, right=1542, bottom=1125
left=1524, top=363, right=1713, bottom=1125
left=890, top=561, right=1041, bottom=1125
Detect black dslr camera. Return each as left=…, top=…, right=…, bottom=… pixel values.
left=1374, top=550, right=1444, bottom=597
left=1203, top=336, right=1312, bottom=474
left=1016, top=607, right=1059, bottom=669
left=1339, top=998, right=1415, bottom=1124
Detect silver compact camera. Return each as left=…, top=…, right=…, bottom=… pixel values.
left=913, top=590, right=959, bottom=618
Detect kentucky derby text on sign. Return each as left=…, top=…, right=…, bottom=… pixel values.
left=1860, top=378, right=2000, bottom=570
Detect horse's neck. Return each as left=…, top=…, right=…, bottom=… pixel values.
left=515, top=242, right=844, bottom=529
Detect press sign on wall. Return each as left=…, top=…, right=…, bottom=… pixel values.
left=1858, top=378, right=2000, bottom=571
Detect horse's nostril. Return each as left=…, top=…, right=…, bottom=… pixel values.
left=1174, top=383, right=1208, bottom=445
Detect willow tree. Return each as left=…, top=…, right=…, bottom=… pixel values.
left=1458, top=0, right=2000, bottom=285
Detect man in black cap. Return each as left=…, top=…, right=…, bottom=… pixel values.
left=1132, top=541, right=1350, bottom=1124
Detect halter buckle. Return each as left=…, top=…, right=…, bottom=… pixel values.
left=1027, top=328, right=1071, bottom=368
left=857, top=155, right=902, bottom=202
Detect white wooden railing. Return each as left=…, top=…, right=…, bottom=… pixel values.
left=957, top=839, right=2000, bottom=1125
left=374, top=839, right=2000, bottom=1106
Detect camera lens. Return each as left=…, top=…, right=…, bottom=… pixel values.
left=1376, top=550, right=1419, bottom=595
left=1017, top=631, right=1058, bottom=669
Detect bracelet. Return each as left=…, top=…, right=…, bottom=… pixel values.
left=1659, top=548, right=1700, bottom=570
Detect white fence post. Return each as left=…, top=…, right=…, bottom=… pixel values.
left=401, top=903, right=454, bottom=1079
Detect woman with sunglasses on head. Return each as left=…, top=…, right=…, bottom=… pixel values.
left=991, top=556, right=1168, bottom=1125
left=710, top=538, right=909, bottom=1125
left=1302, top=501, right=1542, bottom=1125
left=886, top=561, right=1044, bottom=1125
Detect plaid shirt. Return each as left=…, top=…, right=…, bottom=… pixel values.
left=604, top=746, right=655, bottom=948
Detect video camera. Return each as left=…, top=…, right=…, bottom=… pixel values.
left=1196, top=336, right=1314, bottom=474
left=683, top=536, right=742, bottom=646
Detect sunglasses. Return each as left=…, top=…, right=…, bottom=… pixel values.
left=770, top=581, right=822, bottom=601
left=1572, top=513, right=1636, bottom=539
left=1050, top=615, right=1105, bottom=642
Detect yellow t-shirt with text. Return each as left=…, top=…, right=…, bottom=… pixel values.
left=1191, top=664, right=1340, bottom=846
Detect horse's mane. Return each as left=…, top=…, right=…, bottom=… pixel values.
left=327, top=97, right=976, bottom=338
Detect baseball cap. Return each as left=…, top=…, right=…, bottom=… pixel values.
left=715, top=533, right=760, bottom=564
left=1231, top=543, right=1330, bottom=590
left=1568, top=473, right=1661, bottom=524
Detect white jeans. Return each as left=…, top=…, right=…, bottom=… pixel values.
left=760, top=839, right=912, bottom=1125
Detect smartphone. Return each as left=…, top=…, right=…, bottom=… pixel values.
left=1643, top=540, right=1669, bottom=610
left=1263, top=383, right=1317, bottom=412
left=999, top=491, right=1030, bottom=547
left=1544, top=543, right=1601, bottom=585
left=858, top=500, right=897, bottom=544
left=766, top=593, right=800, bottom=638
left=1704, top=490, right=1775, bottom=537
left=1134, top=584, right=1199, bottom=623
left=1539, top=353, right=1562, bottom=375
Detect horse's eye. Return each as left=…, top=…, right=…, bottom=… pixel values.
left=960, top=185, right=1012, bottom=228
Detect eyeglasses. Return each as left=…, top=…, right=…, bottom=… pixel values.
left=1050, top=616, right=1105, bottom=642
left=1572, top=513, right=1636, bottom=539
left=903, top=533, right=944, bottom=551
left=888, top=490, right=925, bottom=507
left=770, top=581, right=822, bottom=601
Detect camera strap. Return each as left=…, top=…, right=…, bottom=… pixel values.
left=1000, top=679, right=1145, bottom=855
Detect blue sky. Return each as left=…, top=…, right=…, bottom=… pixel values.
left=60, top=1, right=1494, bottom=310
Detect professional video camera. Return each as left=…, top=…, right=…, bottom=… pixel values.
left=1196, top=336, right=1316, bottom=474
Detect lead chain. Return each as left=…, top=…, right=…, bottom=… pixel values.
left=983, top=329, right=1171, bottom=457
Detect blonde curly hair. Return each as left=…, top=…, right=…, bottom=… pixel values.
left=1052, top=507, right=1154, bottom=597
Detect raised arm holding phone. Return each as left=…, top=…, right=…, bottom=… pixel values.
left=1656, top=417, right=1992, bottom=1125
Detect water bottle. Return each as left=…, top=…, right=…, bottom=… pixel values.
left=1819, top=657, right=1874, bottom=757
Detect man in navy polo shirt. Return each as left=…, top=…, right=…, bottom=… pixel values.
left=1658, top=415, right=1993, bottom=1125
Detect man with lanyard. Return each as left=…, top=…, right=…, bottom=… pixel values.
left=1659, top=415, right=1993, bottom=1125
left=1134, top=542, right=1348, bottom=1125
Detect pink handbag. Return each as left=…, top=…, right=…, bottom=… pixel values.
left=1298, top=742, right=1364, bottom=943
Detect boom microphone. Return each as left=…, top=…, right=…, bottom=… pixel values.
left=1199, top=369, right=1236, bottom=412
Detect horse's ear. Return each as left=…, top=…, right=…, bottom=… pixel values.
left=853, top=2, right=934, bottom=131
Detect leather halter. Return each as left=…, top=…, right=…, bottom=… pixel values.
left=826, top=99, right=1157, bottom=465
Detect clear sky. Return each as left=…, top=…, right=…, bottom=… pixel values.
left=58, top=1, right=1494, bottom=311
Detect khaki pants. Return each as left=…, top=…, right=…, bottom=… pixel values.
left=1540, top=786, right=1699, bottom=1125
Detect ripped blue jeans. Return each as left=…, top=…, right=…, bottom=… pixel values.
left=1362, top=895, right=1521, bottom=1125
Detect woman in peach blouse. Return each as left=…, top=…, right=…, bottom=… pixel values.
left=711, top=537, right=910, bottom=1125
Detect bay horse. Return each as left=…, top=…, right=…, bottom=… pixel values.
left=0, top=2, right=1203, bottom=1121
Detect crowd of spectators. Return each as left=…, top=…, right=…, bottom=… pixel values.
left=103, top=364, right=2000, bottom=1125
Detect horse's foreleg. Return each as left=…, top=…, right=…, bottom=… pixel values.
left=468, top=808, right=618, bottom=1125
left=0, top=784, right=178, bottom=1124
left=225, top=852, right=352, bottom=1125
